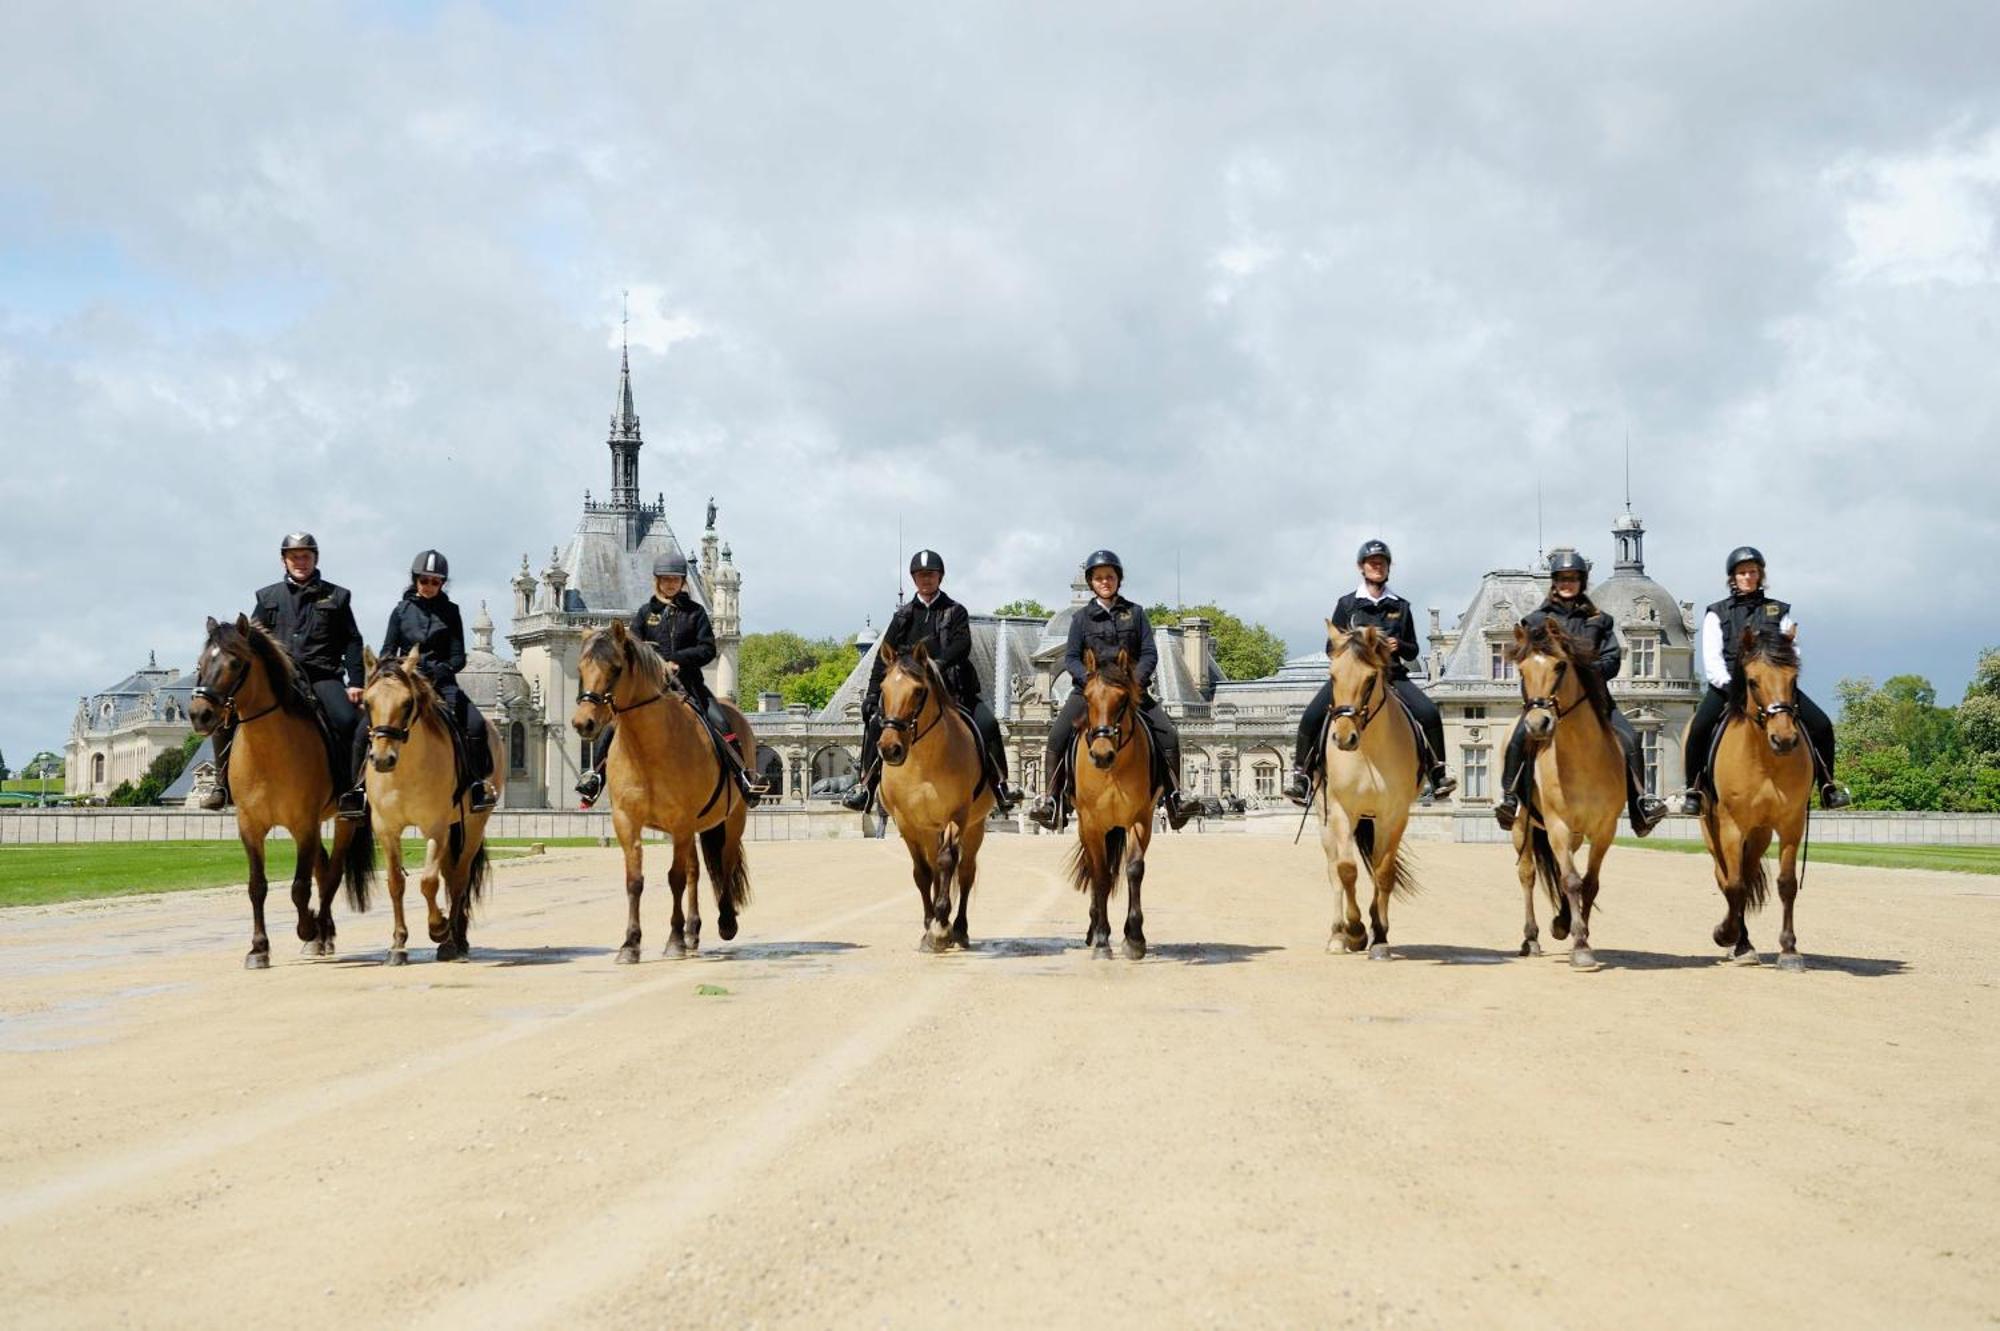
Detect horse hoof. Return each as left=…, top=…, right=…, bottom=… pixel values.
left=1123, top=937, right=1146, bottom=961
left=1731, top=948, right=1762, bottom=967
left=428, top=921, right=449, bottom=943
left=665, top=938, right=690, bottom=959
left=244, top=951, right=270, bottom=971
left=921, top=931, right=951, bottom=954
left=385, top=949, right=407, bottom=967
left=615, top=946, right=641, bottom=965
left=436, top=943, right=458, bottom=963
left=1569, top=948, right=1601, bottom=971
left=452, top=947, right=470, bottom=963
left=1092, top=943, right=1114, bottom=959
left=296, top=919, right=317, bottom=942
left=1520, top=939, right=1543, bottom=957
left=1551, top=921, right=1571, bottom=942
left=1713, top=924, right=1737, bottom=948
left=953, top=928, right=971, bottom=950
left=718, top=915, right=738, bottom=942
left=1367, top=944, right=1392, bottom=961
left=1776, top=952, right=1807, bottom=973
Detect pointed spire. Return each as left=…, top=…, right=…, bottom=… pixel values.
left=611, top=291, right=639, bottom=439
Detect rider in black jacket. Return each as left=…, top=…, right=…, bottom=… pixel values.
left=1027, top=550, right=1192, bottom=831
left=842, top=549, right=1017, bottom=813
left=1493, top=549, right=1668, bottom=836
left=203, top=531, right=367, bottom=812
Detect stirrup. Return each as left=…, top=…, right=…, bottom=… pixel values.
left=1631, top=796, right=1668, bottom=837
left=1678, top=789, right=1706, bottom=817
left=1282, top=769, right=1312, bottom=807
left=197, top=786, right=228, bottom=812
left=1027, top=795, right=1061, bottom=830
left=840, top=783, right=872, bottom=813
left=575, top=770, right=605, bottom=808
left=1494, top=794, right=1520, bottom=831
left=1164, top=791, right=1195, bottom=832
left=1819, top=783, right=1852, bottom=811
left=336, top=788, right=368, bottom=821
left=1428, top=768, right=1458, bottom=800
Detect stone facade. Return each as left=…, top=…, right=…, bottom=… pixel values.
left=64, top=653, right=197, bottom=800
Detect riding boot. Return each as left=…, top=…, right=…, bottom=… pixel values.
left=1028, top=754, right=1069, bottom=830
left=1494, top=722, right=1529, bottom=830
left=199, top=725, right=235, bottom=811
left=840, top=766, right=878, bottom=813
left=576, top=732, right=610, bottom=807
left=337, top=725, right=370, bottom=821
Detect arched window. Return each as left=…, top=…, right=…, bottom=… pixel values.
left=509, top=723, right=526, bottom=772
left=92, top=753, right=106, bottom=785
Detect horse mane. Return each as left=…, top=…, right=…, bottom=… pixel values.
left=366, top=651, right=446, bottom=723
left=887, top=650, right=951, bottom=704
left=1328, top=629, right=1394, bottom=671
left=222, top=619, right=319, bottom=720
left=1088, top=654, right=1141, bottom=696
left=582, top=626, right=676, bottom=695
left=1729, top=628, right=1800, bottom=716
left=1506, top=620, right=1613, bottom=720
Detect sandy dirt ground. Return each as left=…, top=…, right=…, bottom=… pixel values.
left=0, top=832, right=1995, bottom=1329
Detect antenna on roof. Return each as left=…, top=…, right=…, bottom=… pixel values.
left=621, top=289, right=629, bottom=351
left=1536, top=471, right=1545, bottom=567
left=1176, top=547, right=1182, bottom=614
left=1624, top=428, right=1632, bottom=512
left=896, top=518, right=904, bottom=608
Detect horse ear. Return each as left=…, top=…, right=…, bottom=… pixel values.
left=401, top=646, right=420, bottom=671
left=1360, top=625, right=1381, bottom=651
left=1116, top=647, right=1131, bottom=672
left=234, top=612, right=251, bottom=632
left=1512, top=623, right=1529, bottom=648
left=611, top=619, right=629, bottom=644
left=363, top=646, right=378, bottom=675
left=205, top=615, right=219, bottom=635
left=1083, top=647, right=1098, bottom=675
left=912, top=640, right=931, bottom=664
left=879, top=640, right=897, bottom=665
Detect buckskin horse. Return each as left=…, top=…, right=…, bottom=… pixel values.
left=1066, top=648, right=1156, bottom=959
left=1506, top=620, right=1626, bottom=970
left=359, top=647, right=507, bottom=964
left=1315, top=624, right=1422, bottom=958
left=875, top=641, right=997, bottom=952
left=188, top=615, right=374, bottom=969
left=572, top=620, right=755, bottom=960
left=1693, top=627, right=1815, bottom=970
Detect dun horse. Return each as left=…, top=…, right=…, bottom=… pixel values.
left=1315, top=625, right=1421, bottom=958
left=359, top=647, right=507, bottom=963
left=875, top=642, right=997, bottom=951
left=1507, top=621, right=1626, bottom=970
left=1694, top=628, right=1815, bottom=970
left=572, top=620, right=755, bottom=960
left=188, top=615, right=373, bottom=969
left=1066, top=649, right=1156, bottom=958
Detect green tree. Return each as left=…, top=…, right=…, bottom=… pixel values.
left=23, top=750, right=63, bottom=779
left=114, top=735, right=204, bottom=806
left=1148, top=603, right=1289, bottom=682
left=1964, top=647, right=2000, bottom=702
left=0, top=749, right=9, bottom=782
left=108, top=780, right=137, bottom=806
left=737, top=631, right=836, bottom=703
left=782, top=647, right=860, bottom=712
left=1959, top=694, right=2000, bottom=761
left=992, top=599, right=1051, bottom=619
left=1836, top=674, right=1959, bottom=766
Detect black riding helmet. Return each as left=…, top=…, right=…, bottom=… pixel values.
left=1356, top=539, right=1392, bottom=565
left=909, top=549, right=945, bottom=575
left=1725, top=545, right=1766, bottom=581
left=280, top=531, right=318, bottom=553
left=1547, top=548, right=1591, bottom=589
left=1083, top=548, right=1124, bottom=579
left=410, top=549, right=450, bottom=582
left=653, top=551, right=690, bottom=579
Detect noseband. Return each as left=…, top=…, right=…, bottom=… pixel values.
left=1328, top=668, right=1383, bottom=736
left=192, top=642, right=281, bottom=726
left=1084, top=683, right=1139, bottom=754
left=879, top=674, right=940, bottom=746
left=578, top=660, right=669, bottom=715
left=1520, top=659, right=1586, bottom=728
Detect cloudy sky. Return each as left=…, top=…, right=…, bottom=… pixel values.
left=3, top=1, right=1997, bottom=765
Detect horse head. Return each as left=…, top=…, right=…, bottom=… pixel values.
left=361, top=646, right=431, bottom=772
left=1734, top=625, right=1803, bottom=754
left=1081, top=647, right=1140, bottom=770
left=189, top=614, right=256, bottom=736
left=572, top=622, right=631, bottom=742
left=1510, top=621, right=1583, bottom=742
left=1325, top=622, right=1391, bottom=752
left=875, top=640, right=934, bottom=767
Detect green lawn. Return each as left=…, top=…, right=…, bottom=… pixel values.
left=0, top=839, right=585, bottom=909
left=1627, top=838, right=2000, bottom=876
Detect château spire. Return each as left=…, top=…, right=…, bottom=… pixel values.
left=607, top=291, right=643, bottom=511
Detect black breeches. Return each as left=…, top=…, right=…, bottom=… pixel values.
left=436, top=684, right=493, bottom=781
left=1295, top=681, right=1331, bottom=769
left=1797, top=691, right=1836, bottom=781
left=970, top=701, right=1008, bottom=780
left=1686, top=685, right=1835, bottom=786
left=1391, top=678, right=1445, bottom=772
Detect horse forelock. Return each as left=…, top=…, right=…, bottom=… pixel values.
left=218, top=618, right=316, bottom=719
left=1730, top=628, right=1800, bottom=715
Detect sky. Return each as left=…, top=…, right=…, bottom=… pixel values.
left=3, top=1, right=1997, bottom=768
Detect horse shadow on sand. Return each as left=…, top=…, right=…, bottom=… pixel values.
left=962, top=937, right=1280, bottom=966
left=1389, top=942, right=1905, bottom=976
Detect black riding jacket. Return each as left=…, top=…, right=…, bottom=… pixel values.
left=1521, top=595, right=1622, bottom=681
left=631, top=592, right=717, bottom=704
left=868, top=591, right=978, bottom=707
left=253, top=576, right=365, bottom=688
left=1332, top=589, right=1421, bottom=681
left=1707, top=591, right=1792, bottom=678
left=1065, top=595, right=1158, bottom=690
left=380, top=589, right=466, bottom=691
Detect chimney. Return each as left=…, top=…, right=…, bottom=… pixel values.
left=1181, top=616, right=1212, bottom=689
left=759, top=691, right=784, bottom=713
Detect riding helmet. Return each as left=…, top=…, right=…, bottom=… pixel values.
left=909, top=549, right=946, bottom=576
left=1546, top=548, right=1592, bottom=585
left=1356, top=539, right=1392, bottom=565
left=279, top=531, right=318, bottom=554
left=410, top=549, right=450, bottom=581
left=1725, top=545, right=1766, bottom=578
left=1083, top=549, right=1124, bottom=578
left=653, top=551, right=690, bottom=579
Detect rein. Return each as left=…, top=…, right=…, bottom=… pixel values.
left=1519, top=657, right=1594, bottom=736
left=578, top=661, right=670, bottom=715
left=193, top=650, right=282, bottom=726
left=879, top=669, right=945, bottom=748
left=1084, top=683, right=1141, bottom=756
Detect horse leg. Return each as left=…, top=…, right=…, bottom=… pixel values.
left=1322, top=807, right=1366, bottom=954
left=665, top=837, right=697, bottom=957
left=443, top=844, right=472, bottom=964
left=1775, top=833, right=1805, bottom=972
left=1366, top=822, right=1407, bottom=961
left=243, top=830, right=272, bottom=970
left=1570, top=836, right=1612, bottom=970
left=300, top=832, right=335, bottom=957
left=384, top=837, right=410, bottom=966
left=315, top=824, right=350, bottom=954
left=613, top=809, right=645, bottom=965
left=1548, top=824, right=1597, bottom=971
left=420, top=839, right=451, bottom=957
left=929, top=828, right=960, bottom=954
left=290, top=833, right=318, bottom=949
left=952, top=820, right=985, bottom=949
left=1121, top=822, right=1148, bottom=960
left=1513, top=823, right=1541, bottom=957
left=904, top=836, right=938, bottom=949
left=1086, top=839, right=1112, bottom=954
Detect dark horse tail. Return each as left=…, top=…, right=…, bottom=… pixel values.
left=1528, top=824, right=1564, bottom=908
left=1353, top=819, right=1419, bottom=899
left=699, top=823, right=751, bottom=911
left=1067, top=825, right=1129, bottom=894
left=341, top=818, right=375, bottom=914
left=446, top=820, right=492, bottom=906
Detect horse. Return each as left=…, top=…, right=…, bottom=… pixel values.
left=572, top=620, right=755, bottom=961
left=1506, top=620, right=1627, bottom=970
left=1693, top=627, right=1815, bottom=970
left=1316, top=624, right=1421, bottom=958
left=359, top=647, right=507, bottom=964
left=1066, top=648, right=1156, bottom=959
left=875, top=640, right=997, bottom=952
left=187, top=615, right=373, bottom=969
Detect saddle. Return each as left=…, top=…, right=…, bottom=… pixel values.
left=949, top=702, right=998, bottom=802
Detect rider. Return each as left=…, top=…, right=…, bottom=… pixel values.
left=203, top=532, right=367, bottom=814
left=842, top=549, right=1018, bottom=814
left=575, top=551, right=763, bottom=808
left=1493, top=549, right=1669, bottom=836
left=1680, top=546, right=1850, bottom=814
left=1285, top=540, right=1455, bottom=804
left=1027, top=550, right=1194, bottom=832
left=346, top=550, right=498, bottom=817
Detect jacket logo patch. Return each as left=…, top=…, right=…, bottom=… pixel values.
left=1764, top=605, right=1781, bottom=617
left=646, top=614, right=662, bottom=627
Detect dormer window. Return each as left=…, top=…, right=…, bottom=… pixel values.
left=1488, top=642, right=1516, bottom=681
left=1629, top=634, right=1657, bottom=679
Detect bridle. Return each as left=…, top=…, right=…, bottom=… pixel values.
left=577, top=657, right=670, bottom=717
left=1519, top=656, right=1588, bottom=729
left=1328, top=663, right=1385, bottom=738
left=364, top=667, right=434, bottom=760
left=1083, top=678, right=1141, bottom=756
left=1741, top=672, right=1799, bottom=730
left=191, top=638, right=281, bottom=726
left=879, top=665, right=943, bottom=749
